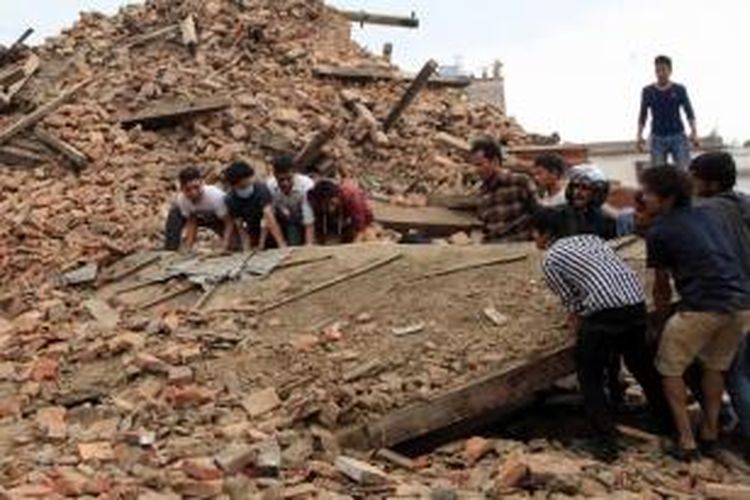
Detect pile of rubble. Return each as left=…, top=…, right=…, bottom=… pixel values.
left=0, top=0, right=536, bottom=289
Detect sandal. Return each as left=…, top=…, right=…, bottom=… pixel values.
left=698, top=438, right=719, bottom=458
left=665, top=443, right=701, bottom=463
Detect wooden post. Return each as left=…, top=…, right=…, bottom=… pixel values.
left=34, top=127, right=88, bottom=171
left=338, top=9, right=419, bottom=28
left=337, top=343, right=576, bottom=450
left=0, top=78, right=92, bottom=146
left=382, top=43, right=393, bottom=62
left=180, top=15, right=199, bottom=55
left=382, top=59, right=438, bottom=132
left=0, top=28, right=34, bottom=66
left=294, top=124, right=336, bottom=171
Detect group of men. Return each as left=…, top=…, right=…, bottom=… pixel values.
left=164, top=155, right=374, bottom=252
left=161, top=52, right=749, bottom=463
left=518, top=55, right=750, bottom=462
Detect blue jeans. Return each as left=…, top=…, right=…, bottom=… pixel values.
left=728, top=335, right=750, bottom=439
left=650, top=133, right=691, bottom=169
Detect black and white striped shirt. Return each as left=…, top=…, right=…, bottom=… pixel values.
left=542, top=235, right=645, bottom=316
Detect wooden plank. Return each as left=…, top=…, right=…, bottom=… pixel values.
left=410, top=254, right=528, bottom=282
left=313, top=65, right=471, bottom=88
left=294, top=124, right=336, bottom=171
left=340, top=90, right=388, bottom=145
left=34, top=126, right=88, bottom=171
left=124, top=24, right=180, bottom=49
left=0, top=145, right=45, bottom=166
left=338, top=343, right=576, bottom=450
left=0, top=54, right=40, bottom=109
left=383, top=59, right=438, bottom=132
left=0, top=78, right=92, bottom=146
left=0, top=28, right=34, bottom=66
left=180, top=15, right=199, bottom=54
left=704, top=483, right=750, bottom=500
left=426, top=194, right=479, bottom=211
left=434, top=131, right=470, bottom=152
left=372, top=201, right=482, bottom=238
left=120, top=96, right=231, bottom=129
left=338, top=9, right=419, bottom=28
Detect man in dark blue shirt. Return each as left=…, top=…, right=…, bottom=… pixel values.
left=641, top=166, right=750, bottom=461
left=637, top=55, right=698, bottom=169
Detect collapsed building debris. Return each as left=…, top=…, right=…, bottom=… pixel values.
left=0, top=0, right=748, bottom=497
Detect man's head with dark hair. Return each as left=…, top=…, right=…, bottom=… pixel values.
left=272, top=154, right=296, bottom=195
left=533, top=153, right=567, bottom=191
left=308, top=178, right=342, bottom=214
left=689, top=152, right=737, bottom=197
left=639, top=165, right=692, bottom=217
left=223, top=161, right=255, bottom=193
left=178, top=167, right=204, bottom=203
left=654, top=55, right=673, bottom=85
left=470, top=136, right=504, bottom=181
left=530, top=207, right=567, bottom=250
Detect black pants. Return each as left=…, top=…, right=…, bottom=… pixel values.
left=164, top=204, right=225, bottom=251
left=577, top=303, right=670, bottom=435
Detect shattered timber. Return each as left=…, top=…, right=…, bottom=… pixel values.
left=0, top=0, right=749, bottom=498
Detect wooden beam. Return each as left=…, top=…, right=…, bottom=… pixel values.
left=313, top=65, right=471, bottom=88
left=338, top=343, right=576, bottom=450
left=426, top=194, right=479, bottom=211
left=0, top=28, right=34, bottom=66
left=0, top=145, right=46, bottom=166
left=338, top=9, right=419, bottom=28
left=410, top=254, right=528, bottom=283
left=372, top=201, right=482, bottom=238
left=0, top=54, right=40, bottom=109
left=120, top=96, right=231, bottom=129
left=0, top=78, right=92, bottom=146
left=124, top=24, right=180, bottom=49
left=34, top=126, right=88, bottom=171
left=434, top=131, right=470, bottom=153
left=383, top=59, right=438, bottom=132
left=340, top=90, right=388, bottom=145
left=294, top=124, right=336, bottom=171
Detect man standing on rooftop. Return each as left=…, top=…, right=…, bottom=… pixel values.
left=637, top=55, right=698, bottom=169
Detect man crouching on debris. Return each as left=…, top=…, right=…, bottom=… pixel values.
left=267, top=154, right=315, bottom=246
left=223, top=161, right=287, bottom=251
left=164, top=167, right=235, bottom=252
left=470, top=136, right=538, bottom=242
left=531, top=207, right=669, bottom=461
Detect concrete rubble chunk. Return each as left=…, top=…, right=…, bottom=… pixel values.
left=83, top=298, right=120, bottom=330
left=215, top=443, right=258, bottom=475
left=241, top=387, right=281, bottom=418
left=335, top=455, right=389, bottom=485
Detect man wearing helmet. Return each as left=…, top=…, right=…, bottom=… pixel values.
left=561, top=164, right=633, bottom=240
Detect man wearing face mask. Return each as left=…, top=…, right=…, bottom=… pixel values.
left=266, top=154, right=315, bottom=246
left=224, top=161, right=287, bottom=251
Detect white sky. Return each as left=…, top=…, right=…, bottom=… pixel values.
left=1, top=0, right=748, bottom=143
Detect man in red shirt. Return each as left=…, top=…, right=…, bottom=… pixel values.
left=308, top=178, right=374, bottom=244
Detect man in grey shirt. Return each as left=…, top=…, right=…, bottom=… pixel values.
left=690, top=152, right=750, bottom=458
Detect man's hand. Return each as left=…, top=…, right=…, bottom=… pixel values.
left=567, top=313, right=580, bottom=334
left=690, top=131, right=700, bottom=149
left=636, top=136, right=646, bottom=153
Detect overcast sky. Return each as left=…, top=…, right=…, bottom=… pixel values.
left=1, top=1, right=748, bottom=143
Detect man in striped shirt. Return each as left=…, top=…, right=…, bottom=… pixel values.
left=531, top=207, right=668, bottom=459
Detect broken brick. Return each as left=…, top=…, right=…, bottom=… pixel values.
left=30, top=357, right=59, bottom=382
left=78, top=441, right=115, bottom=461
left=464, top=436, right=494, bottom=465
left=36, top=406, right=67, bottom=440
left=167, top=365, right=193, bottom=385
left=163, top=385, right=213, bottom=408
left=241, top=387, right=281, bottom=418
left=182, top=458, right=225, bottom=481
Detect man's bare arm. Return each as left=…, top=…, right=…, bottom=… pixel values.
left=304, top=224, right=315, bottom=246
left=263, top=206, right=287, bottom=248
left=221, top=215, right=235, bottom=251
left=183, top=216, right=198, bottom=252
